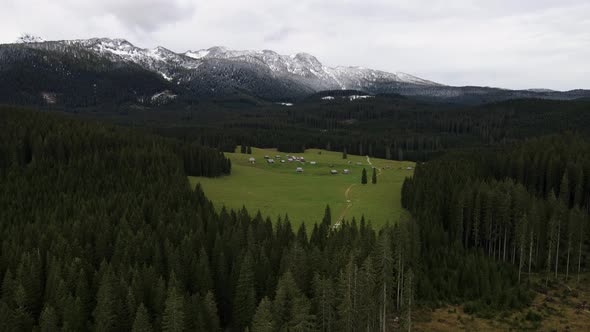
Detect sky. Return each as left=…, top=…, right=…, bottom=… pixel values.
left=1, top=0, right=589, bottom=90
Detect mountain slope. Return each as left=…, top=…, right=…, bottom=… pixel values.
left=1, top=36, right=589, bottom=105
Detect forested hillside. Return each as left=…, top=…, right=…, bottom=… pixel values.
left=402, top=134, right=590, bottom=311
left=86, top=95, right=590, bottom=162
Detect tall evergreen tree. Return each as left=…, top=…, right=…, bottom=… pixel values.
left=251, top=297, right=274, bottom=332
left=233, top=252, right=256, bottom=330
left=132, top=303, right=154, bottom=332
left=361, top=168, right=368, bottom=185
left=162, top=285, right=185, bottom=332
left=372, top=167, right=377, bottom=184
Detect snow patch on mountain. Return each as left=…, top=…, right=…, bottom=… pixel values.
left=17, top=34, right=44, bottom=43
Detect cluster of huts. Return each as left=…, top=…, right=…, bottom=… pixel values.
left=248, top=153, right=359, bottom=174
left=330, top=169, right=351, bottom=175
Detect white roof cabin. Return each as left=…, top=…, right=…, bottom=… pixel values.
left=296, top=167, right=304, bottom=172
left=310, top=161, right=317, bottom=165
left=248, top=157, right=256, bottom=163
left=267, top=159, right=275, bottom=163
left=330, top=170, right=338, bottom=174
left=343, top=169, right=350, bottom=174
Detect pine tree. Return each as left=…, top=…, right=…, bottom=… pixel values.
left=375, top=230, right=393, bottom=332
left=401, top=268, right=414, bottom=332
left=203, top=291, right=221, bottom=332
left=343, top=148, right=347, bottom=159
left=93, top=269, right=117, bottom=332
left=336, top=258, right=356, bottom=332
left=247, top=146, right=252, bottom=154
left=358, top=257, right=377, bottom=331
left=39, top=305, right=58, bottom=332
left=311, top=273, right=335, bottom=332
left=372, top=167, right=377, bottom=184
left=233, top=252, right=256, bottom=330
left=361, top=168, right=367, bottom=185
left=517, top=214, right=528, bottom=284
left=273, top=272, right=305, bottom=330
left=162, top=285, right=185, bottom=332
left=251, top=297, right=274, bottom=332
left=132, top=303, right=154, bottom=332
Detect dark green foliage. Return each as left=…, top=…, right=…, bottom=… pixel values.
left=233, top=253, right=256, bottom=330
left=402, top=134, right=590, bottom=309
left=132, top=304, right=154, bottom=332
left=361, top=168, right=368, bottom=184
left=162, top=281, right=185, bottom=332
left=251, top=297, right=274, bottom=332
left=372, top=167, right=377, bottom=184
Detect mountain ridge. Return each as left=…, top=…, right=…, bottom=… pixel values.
left=3, top=35, right=590, bottom=105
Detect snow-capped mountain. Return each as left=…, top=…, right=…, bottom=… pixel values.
left=2, top=35, right=589, bottom=105
left=9, top=36, right=440, bottom=93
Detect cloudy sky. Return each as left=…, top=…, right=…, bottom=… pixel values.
left=1, top=0, right=589, bottom=90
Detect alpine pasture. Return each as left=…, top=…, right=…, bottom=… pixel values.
left=190, top=147, right=414, bottom=230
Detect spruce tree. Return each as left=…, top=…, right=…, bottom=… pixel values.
left=311, top=273, right=335, bottom=332
left=247, top=146, right=252, bottom=154
left=203, top=291, right=221, bottom=331
left=93, top=270, right=117, bottom=332
left=361, top=168, right=367, bottom=185
left=342, top=148, right=347, bottom=159
left=372, top=167, right=377, bottom=184
left=251, top=297, right=274, bottom=332
left=233, top=253, right=256, bottom=330
left=132, top=303, right=154, bottom=332
left=162, top=285, right=185, bottom=332
left=39, top=305, right=58, bottom=332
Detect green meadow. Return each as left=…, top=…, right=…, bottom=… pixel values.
left=189, top=147, right=414, bottom=229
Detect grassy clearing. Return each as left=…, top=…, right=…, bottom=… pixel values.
left=189, top=147, right=414, bottom=229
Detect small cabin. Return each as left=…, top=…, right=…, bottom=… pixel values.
left=356, top=162, right=362, bottom=166
left=275, top=155, right=281, bottom=159
left=343, top=169, right=350, bottom=174
left=264, top=155, right=270, bottom=159
left=406, top=166, right=414, bottom=170
left=288, top=158, right=294, bottom=162
left=296, top=167, right=304, bottom=173
left=330, top=170, right=338, bottom=175
left=281, top=160, right=286, bottom=163
left=310, top=161, right=317, bottom=165
left=248, top=157, right=256, bottom=164
left=267, top=159, right=275, bottom=164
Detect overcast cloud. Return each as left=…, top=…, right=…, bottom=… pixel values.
left=1, top=0, right=589, bottom=90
